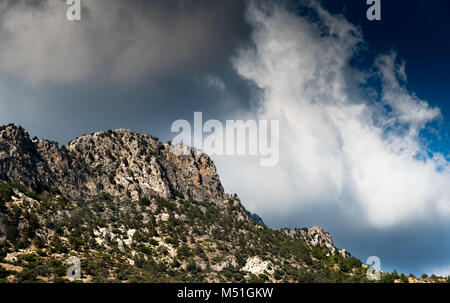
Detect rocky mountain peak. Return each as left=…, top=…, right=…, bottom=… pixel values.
left=0, top=124, right=37, bottom=157
left=0, top=124, right=53, bottom=191
left=0, top=125, right=225, bottom=203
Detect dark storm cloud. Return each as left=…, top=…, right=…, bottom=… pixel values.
left=0, top=0, right=249, bottom=84
left=0, top=64, right=254, bottom=145
left=0, top=0, right=253, bottom=145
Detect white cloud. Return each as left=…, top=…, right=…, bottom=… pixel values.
left=215, top=1, right=450, bottom=229
left=376, top=52, right=442, bottom=134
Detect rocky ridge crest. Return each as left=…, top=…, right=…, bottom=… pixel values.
left=0, top=124, right=224, bottom=204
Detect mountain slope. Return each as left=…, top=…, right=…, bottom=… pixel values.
left=0, top=124, right=430, bottom=283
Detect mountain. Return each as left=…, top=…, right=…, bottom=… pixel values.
left=0, top=124, right=440, bottom=283
left=247, top=211, right=264, bottom=225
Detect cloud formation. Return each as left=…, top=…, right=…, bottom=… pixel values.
left=0, top=0, right=244, bottom=84
left=215, top=1, right=449, bottom=231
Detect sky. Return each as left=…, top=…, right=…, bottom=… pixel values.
left=0, top=0, right=450, bottom=276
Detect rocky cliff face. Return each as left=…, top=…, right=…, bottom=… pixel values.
left=0, top=124, right=368, bottom=283
left=282, top=227, right=348, bottom=258
left=0, top=124, right=224, bottom=204
left=0, top=125, right=54, bottom=191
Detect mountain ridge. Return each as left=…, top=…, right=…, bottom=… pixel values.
left=0, top=124, right=438, bottom=283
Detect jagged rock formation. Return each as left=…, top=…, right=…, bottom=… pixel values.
left=0, top=124, right=415, bottom=283
left=0, top=124, right=224, bottom=203
left=0, top=125, right=54, bottom=191
left=282, top=227, right=348, bottom=258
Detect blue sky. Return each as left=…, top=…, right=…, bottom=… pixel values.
left=1, top=0, right=450, bottom=276
left=323, top=0, right=450, bottom=155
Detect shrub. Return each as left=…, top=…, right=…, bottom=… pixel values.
left=16, top=268, right=38, bottom=282
left=0, top=182, right=13, bottom=211
left=165, top=237, right=179, bottom=247
left=138, top=244, right=152, bottom=255
left=92, top=204, right=105, bottom=213
left=115, top=265, right=134, bottom=281
left=0, top=266, right=12, bottom=279
left=139, top=197, right=151, bottom=206
left=0, top=182, right=13, bottom=202
left=148, top=238, right=159, bottom=246
left=259, top=273, right=269, bottom=281
left=112, top=228, right=122, bottom=235
left=100, top=192, right=112, bottom=201
left=177, top=244, right=190, bottom=258
left=173, top=190, right=184, bottom=199
left=36, top=249, right=47, bottom=257
left=186, top=263, right=199, bottom=273
left=19, top=253, right=38, bottom=263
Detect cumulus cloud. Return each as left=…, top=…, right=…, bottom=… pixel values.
left=0, top=0, right=244, bottom=84
left=214, top=1, right=450, bottom=230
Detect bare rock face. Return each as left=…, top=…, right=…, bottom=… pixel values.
left=0, top=124, right=54, bottom=191
left=242, top=256, right=274, bottom=276
left=0, top=124, right=225, bottom=203
left=282, top=226, right=349, bottom=258
left=159, top=142, right=225, bottom=203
